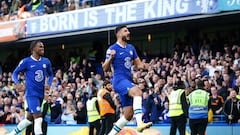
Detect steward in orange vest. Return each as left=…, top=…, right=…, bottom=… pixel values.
left=97, top=80, right=116, bottom=135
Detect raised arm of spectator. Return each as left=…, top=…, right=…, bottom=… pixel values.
left=144, top=72, right=153, bottom=88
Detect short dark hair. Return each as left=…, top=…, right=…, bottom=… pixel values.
left=115, top=25, right=127, bottom=34
left=176, top=80, right=185, bottom=89
left=233, top=86, right=239, bottom=94
left=30, top=40, right=42, bottom=52
left=196, top=80, right=204, bottom=89
left=103, top=80, right=111, bottom=87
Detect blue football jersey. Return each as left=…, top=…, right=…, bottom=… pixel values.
left=12, top=56, right=54, bottom=98
left=106, top=43, right=138, bottom=79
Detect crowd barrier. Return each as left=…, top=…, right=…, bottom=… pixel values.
left=1, top=123, right=240, bottom=135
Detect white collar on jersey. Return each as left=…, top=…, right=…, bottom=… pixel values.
left=31, top=55, right=42, bottom=61
left=116, top=42, right=126, bottom=48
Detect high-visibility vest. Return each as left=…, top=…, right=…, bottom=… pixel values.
left=237, top=95, right=240, bottom=100
left=189, top=89, right=209, bottom=119
left=97, top=88, right=115, bottom=116
left=32, top=0, right=41, bottom=10
left=41, top=99, right=51, bottom=123
left=169, top=89, right=185, bottom=117
left=86, top=97, right=101, bottom=123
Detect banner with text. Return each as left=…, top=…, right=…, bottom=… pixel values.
left=219, top=0, right=240, bottom=11
left=26, top=0, right=218, bottom=37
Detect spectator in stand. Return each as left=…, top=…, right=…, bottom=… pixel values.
left=233, top=50, right=240, bottom=66
left=223, top=44, right=232, bottom=58
left=44, top=0, right=54, bottom=14
left=112, top=94, right=122, bottom=121
left=0, top=105, right=11, bottom=124
left=53, top=90, right=64, bottom=105
left=147, top=87, right=163, bottom=124
left=81, top=0, right=92, bottom=8
left=206, top=59, right=223, bottom=77
left=203, top=79, right=211, bottom=94
left=69, top=0, right=80, bottom=10
left=162, top=75, right=174, bottom=94
left=11, top=97, right=18, bottom=107
left=74, top=101, right=87, bottom=124
left=61, top=103, right=77, bottom=124
left=142, top=91, right=150, bottom=123
left=18, top=108, right=25, bottom=121
left=1, top=1, right=9, bottom=16
left=91, top=72, right=103, bottom=89
left=50, top=94, right=62, bottom=124
left=232, top=66, right=240, bottom=87
left=92, top=0, right=111, bottom=7
left=223, top=73, right=233, bottom=89
left=213, top=70, right=222, bottom=84
left=159, top=102, right=170, bottom=123
left=80, top=85, right=89, bottom=105
left=216, top=79, right=228, bottom=101
left=223, top=89, right=240, bottom=124
left=52, top=0, right=64, bottom=13
left=30, top=0, right=45, bottom=16
left=85, top=77, right=96, bottom=97
left=209, top=86, right=224, bottom=120
left=9, top=0, right=19, bottom=15
left=1, top=89, right=8, bottom=98
left=199, top=49, right=211, bottom=63
left=9, top=105, right=22, bottom=124
left=16, top=95, right=24, bottom=109
left=233, top=77, right=240, bottom=95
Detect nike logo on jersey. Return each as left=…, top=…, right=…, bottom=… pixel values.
left=120, top=52, right=124, bottom=55
left=30, top=65, right=35, bottom=68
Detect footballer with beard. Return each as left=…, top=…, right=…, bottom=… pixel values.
left=102, top=25, right=152, bottom=135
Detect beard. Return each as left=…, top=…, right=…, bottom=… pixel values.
left=106, top=88, right=112, bottom=91
left=122, top=35, right=130, bottom=42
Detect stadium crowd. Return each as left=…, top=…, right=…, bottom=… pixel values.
left=0, top=31, right=240, bottom=126
left=0, top=0, right=131, bottom=22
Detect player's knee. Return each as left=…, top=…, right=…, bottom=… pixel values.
left=26, top=114, right=34, bottom=121
left=124, top=112, right=134, bottom=121
left=129, top=87, right=142, bottom=97
left=33, top=113, right=42, bottom=119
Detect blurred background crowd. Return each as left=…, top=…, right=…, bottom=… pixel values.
left=0, top=0, right=131, bottom=22
left=0, top=31, right=240, bottom=125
